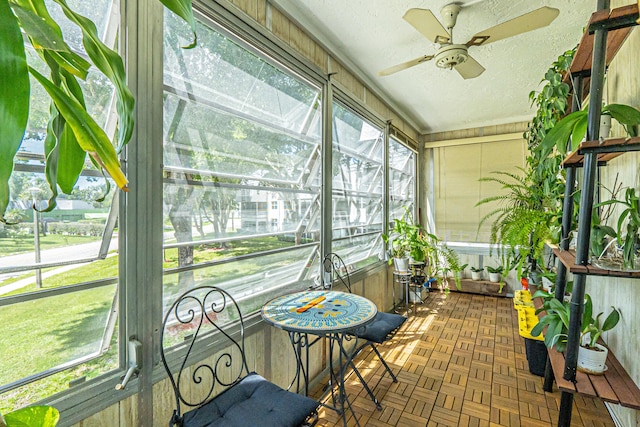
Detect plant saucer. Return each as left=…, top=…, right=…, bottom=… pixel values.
left=577, top=364, right=608, bottom=376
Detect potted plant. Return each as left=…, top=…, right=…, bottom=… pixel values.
left=578, top=294, right=620, bottom=375
left=0, top=405, right=59, bottom=427
left=594, top=187, right=640, bottom=270
left=459, top=263, right=468, bottom=279
left=383, top=209, right=415, bottom=272
left=531, top=296, right=571, bottom=352
left=486, top=265, right=503, bottom=283
left=531, top=292, right=620, bottom=375
left=541, top=103, right=640, bottom=157
left=470, top=266, right=484, bottom=281
left=388, top=241, right=410, bottom=272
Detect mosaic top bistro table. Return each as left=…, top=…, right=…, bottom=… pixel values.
left=261, top=290, right=377, bottom=426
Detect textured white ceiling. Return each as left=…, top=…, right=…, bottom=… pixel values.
left=271, top=0, right=597, bottom=133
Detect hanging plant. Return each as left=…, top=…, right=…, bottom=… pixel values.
left=0, top=0, right=197, bottom=222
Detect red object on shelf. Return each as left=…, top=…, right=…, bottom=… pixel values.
left=520, top=277, right=529, bottom=290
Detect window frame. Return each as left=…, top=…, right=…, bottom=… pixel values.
left=7, top=0, right=419, bottom=424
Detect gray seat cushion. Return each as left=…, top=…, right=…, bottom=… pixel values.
left=355, top=312, right=407, bottom=343
left=182, top=373, right=318, bottom=427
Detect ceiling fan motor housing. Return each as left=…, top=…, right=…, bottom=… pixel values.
left=434, top=44, right=468, bottom=69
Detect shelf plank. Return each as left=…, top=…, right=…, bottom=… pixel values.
left=552, top=248, right=640, bottom=278
left=562, top=137, right=640, bottom=167
left=446, top=278, right=508, bottom=298
left=565, top=4, right=638, bottom=80
left=532, top=295, right=640, bottom=409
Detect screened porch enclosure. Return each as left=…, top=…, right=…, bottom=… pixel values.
left=3, top=0, right=635, bottom=426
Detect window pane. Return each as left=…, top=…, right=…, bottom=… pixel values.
left=389, top=136, right=416, bottom=220
left=0, top=285, right=117, bottom=389
left=332, top=103, right=384, bottom=267
left=163, top=13, right=322, bottom=310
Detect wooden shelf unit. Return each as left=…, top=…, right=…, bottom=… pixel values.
left=547, top=5, right=639, bottom=425
left=552, top=248, right=640, bottom=278
left=562, top=136, right=640, bottom=167
left=563, top=3, right=638, bottom=82
left=533, top=296, right=640, bottom=409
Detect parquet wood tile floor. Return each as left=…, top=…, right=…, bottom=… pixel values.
left=310, top=291, right=615, bottom=427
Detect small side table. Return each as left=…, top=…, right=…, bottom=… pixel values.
left=392, top=271, right=412, bottom=315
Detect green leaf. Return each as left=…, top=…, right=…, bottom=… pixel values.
left=8, top=1, right=68, bottom=51
left=46, top=49, right=91, bottom=80
left=52, top=0, right=135, bottom=152
left=0, top=0, right=30, bottom=221
left=582, top=294, right=593, bottom=330
left=530, top=320, right=545, bottom=337
left=159, top=0, right=197, bottom=48
left=571, top=113, right=588, bottom=151
left=9, top=0, right=90, bottom=79
left=602, top=307, right=620, bottom=332
left=541, top=110, right=586, bottom=156
left=56, top=70, right=87, bottom=193
left=3, top=405, right=59, bottom=427
left=29, top=67, right=128, bottom=191
left=42, top=102, right=62, bottom=212
left=605, top=104, right=640, bottom=135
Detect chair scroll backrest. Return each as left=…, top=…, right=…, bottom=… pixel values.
left=322, top=253, right=352, bottom=293
left=160, top=286, right=249, bottom=420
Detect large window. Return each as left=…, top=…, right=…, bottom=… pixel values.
left=0, top=0, right=120, bottom=412
left=162, top=12, right=323, bottom=313
left=331, top=103, right=384, bottom=267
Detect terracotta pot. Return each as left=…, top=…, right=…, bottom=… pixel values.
left=577, top=343, right=608, bottom=375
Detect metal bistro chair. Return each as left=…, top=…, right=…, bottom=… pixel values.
left=322, top=253, right=407, bottom=410
left=160, top=285, right=319, bottom=427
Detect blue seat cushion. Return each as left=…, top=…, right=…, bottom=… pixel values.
left=182, top=372, right=318, bottom=427
left=355, top=312, right=407, bottom=343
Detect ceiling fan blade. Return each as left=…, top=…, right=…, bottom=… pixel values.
left=454, top=55, right=485, bottom=79
left=466, top=6, right=559, bottom=47
left=378, top=54, right=434, bottom=77
left=403, top=8, right=450, bottom=44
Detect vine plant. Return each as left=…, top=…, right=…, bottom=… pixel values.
left=477, top=49, right=575, bottom=280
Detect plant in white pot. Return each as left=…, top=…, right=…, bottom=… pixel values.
left=578, top=294, right=621, bottom=375
left=470, top=266, right=484, bottom=281
left=388, top=242, right=410, bottom=272
left=486, top=265, right=503, bottom=283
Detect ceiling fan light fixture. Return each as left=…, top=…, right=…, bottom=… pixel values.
left=434, top=44, right=468, bottom=69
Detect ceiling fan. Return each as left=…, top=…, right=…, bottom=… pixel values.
left=378, top=3, right=559, bottom=79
